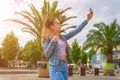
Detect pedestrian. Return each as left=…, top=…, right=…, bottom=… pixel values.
left=41, top=8, right=93, bottom=80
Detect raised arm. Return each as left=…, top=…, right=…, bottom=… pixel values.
left=63, top=8, right=93, bottom=40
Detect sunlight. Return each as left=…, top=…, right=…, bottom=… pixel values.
left=0, top=0, right=30, bottom=22
left=0, top=1, right=14, bottom=21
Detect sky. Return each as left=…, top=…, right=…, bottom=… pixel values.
left=0, top=0, right=120, bottom=47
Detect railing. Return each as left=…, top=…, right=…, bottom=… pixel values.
left=8, top=60, right=32, bottom=68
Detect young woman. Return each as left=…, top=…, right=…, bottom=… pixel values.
left=41, top=9, right=93, bottom=80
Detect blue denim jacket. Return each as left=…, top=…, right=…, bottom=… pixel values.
left=43, top=20, right=87, bottom=65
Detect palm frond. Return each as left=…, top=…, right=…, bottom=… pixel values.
left=60, top=26, right=76, bottom=33
left=5, top=0, right=77, bottom=42
left=5, top=19, right=32, bottom=28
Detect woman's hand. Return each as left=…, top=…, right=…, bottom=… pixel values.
left=53, top=35, right=60, bottom=42
left=86, top=8, right=93, bottom=22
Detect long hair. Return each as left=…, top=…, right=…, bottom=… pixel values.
left=41, top=18, right=57, bottom=49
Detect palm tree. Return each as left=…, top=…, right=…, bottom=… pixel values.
left=6, top=0, right=76, bottom=41
left=83, top=19, right=120, bottom=63
left=6, top=0, right=77, bottom=60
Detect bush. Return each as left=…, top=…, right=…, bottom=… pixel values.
left=0, top=59, right=8, bottom=67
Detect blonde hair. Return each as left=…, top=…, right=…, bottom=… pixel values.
left=41, top=18, right=57, bottom=49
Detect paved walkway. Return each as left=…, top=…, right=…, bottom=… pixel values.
left=0, top=73, right=120, bottom=80
left=0, top=68, right=120, bottom=80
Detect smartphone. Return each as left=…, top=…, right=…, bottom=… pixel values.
left=89, top=8, right=93, bottom=13
left=89, top=8, right=92, bottom=11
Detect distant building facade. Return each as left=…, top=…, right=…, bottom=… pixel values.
left=113, top=50, right=120, bottom=62
left=113, top=50, right=120, bottom=69
left=90, top=50, right=120, bottom=69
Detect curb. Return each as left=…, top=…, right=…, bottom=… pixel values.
left=0, top=68, right=37, bottom=74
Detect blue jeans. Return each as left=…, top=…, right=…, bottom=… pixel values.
left=49, top=60, right=68, bottom=80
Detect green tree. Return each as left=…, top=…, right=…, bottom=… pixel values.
left=1, top=31, right=20, bottom=61
left=0, top=48, right=8, bottom=67
left=66, top=45, right=72, bottom=64
left=70, top=39, right=81, bottom=64
left=21, top=39, right=41, bottom=65
left=80, top=50, right=87, bottom=64
left=100, top=47, right=106, bottom=55
left=83, top=19, right=120, bottom=63
left=21, top=41, right=32, bottom=61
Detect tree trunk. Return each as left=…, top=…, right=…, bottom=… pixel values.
left=106, top=48, right=113, bottom=63
left=103, top=48, right=115, bottom=76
